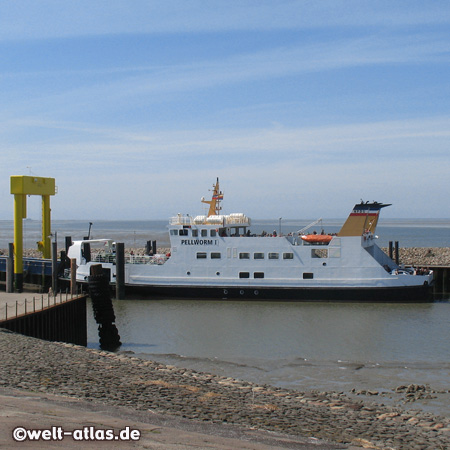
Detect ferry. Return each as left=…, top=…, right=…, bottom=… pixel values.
left=68, top=179, right=433, bottom=302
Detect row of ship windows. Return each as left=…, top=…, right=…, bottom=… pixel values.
left=194, top=250, right=339, bottom=259
left=196, top=252, right=294, bottom=260
left=238, top=272, right=314, bottom=279
left=173, top=229, right=218, bottom=237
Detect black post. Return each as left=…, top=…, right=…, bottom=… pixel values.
left=152, top=240, right=157, bottom=255
left=6, top=243, right=14, bottom=293
left=52, top=241, right=58, bottom=294
left=65, top=236, right=72, bottom=254
left=116, top=243, right=125, bottom=300
left=389, top=241, right=393, bottom=260
left=395, top=241, right=399, bottom=265
left=88, top=264, right=121, bottom=350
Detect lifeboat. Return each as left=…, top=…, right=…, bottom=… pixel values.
left=301, top=234, right=333, bottom=244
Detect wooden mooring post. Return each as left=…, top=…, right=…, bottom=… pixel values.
left=115, top=242, right=125, bottom=300
left=88, top=264, right=121, bottom=350
left=6, top=243, right=14, bottom=293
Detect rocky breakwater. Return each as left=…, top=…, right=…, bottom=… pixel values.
left=382, top=247, right=450, bottom=267
left=0, top=329, right=448, bottom=450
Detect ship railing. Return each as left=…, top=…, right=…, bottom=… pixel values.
left=125, top=255, right=168, bottom=265
left=169, top=215, right=193, bottom=226
left=92, top=254, right=116, bottom=264
left=225, top=217, right=250, bottom=225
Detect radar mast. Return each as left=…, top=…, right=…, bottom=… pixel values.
left=201, top=177, right=223, bottom=217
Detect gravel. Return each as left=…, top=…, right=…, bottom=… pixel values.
left=0, top=328, right=448, bottom=450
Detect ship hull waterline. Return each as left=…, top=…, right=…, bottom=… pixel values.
left=114, top=282, right=433, bottom=302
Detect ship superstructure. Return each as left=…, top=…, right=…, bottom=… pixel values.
left=68, top=179, right=433, bottom=301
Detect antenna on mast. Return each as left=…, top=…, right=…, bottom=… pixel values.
left=201, top=177, right=223, bottom=217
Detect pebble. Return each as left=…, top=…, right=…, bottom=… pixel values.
left=0, top=328, right=448, bottom=450
left=381, top=247, right=450, bottom=266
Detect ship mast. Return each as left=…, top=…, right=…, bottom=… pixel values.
left=201, top=177, right=223, bottom=217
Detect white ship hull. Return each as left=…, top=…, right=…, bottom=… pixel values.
left=68, top=180, right=433, bottom=302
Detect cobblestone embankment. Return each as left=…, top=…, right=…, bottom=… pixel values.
left=381, top=247, right=450, bottom=267
left=0, top=329, right=448, bottom=450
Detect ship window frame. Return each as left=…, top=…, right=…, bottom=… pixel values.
left=254, top=252, right=265, bottom=260
left=268, top=252, right=279, bottom=260
left=211, top=252, right=221, bottom=259
left=210, top=229, right=217, bottom=237
left=170, top=229, right=178, bottom=236
left=239, top=272, right=250, bottom=278
left=192, top=229, right=198, bottom=237
left=303, top=272, right=314, bottom=279
left=196, top=252, right=207, bottom=259
left=254, top=272, right=264, bottom=278
left=283, top=252, right=294, bottom=260
left=239, top=252, right=250, bottom=259
left=179, top=229, right=188, bottom=236
left=311, top=249, right=328, bottom=259
left=201, top=229, right=208, bottom=237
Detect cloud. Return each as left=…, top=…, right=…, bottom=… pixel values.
left=1, top=116, right=448, bottom=184
left=2, top=29, right=449, bottom=126
left=1, top=1, right=449, bottom=41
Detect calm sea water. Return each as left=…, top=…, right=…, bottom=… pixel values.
left=86, top=299, right=450, bottom=416
left=2, top=218, right=449, bottom=415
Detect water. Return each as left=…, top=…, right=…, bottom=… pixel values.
left=87, top=299, right=450, bottom=416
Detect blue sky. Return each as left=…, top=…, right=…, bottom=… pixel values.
left=1, top=0, right=449, bottom=220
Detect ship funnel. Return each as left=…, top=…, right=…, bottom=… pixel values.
left=338, top=201, right=391, bottom=237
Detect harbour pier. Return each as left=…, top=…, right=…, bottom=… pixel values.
left=0, top=291, right=87, bottom=346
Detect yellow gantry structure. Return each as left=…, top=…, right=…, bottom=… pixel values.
left=10, top=176, right=56, bottom=290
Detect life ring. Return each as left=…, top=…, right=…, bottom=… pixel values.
left=240, top=290, right=244, bottom=295
left=254, top=290, right=259, bottom=295
left=223, top=289, right=228, bottom=295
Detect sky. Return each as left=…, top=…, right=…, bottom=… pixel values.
left=1, top=0, right=449, bottom=221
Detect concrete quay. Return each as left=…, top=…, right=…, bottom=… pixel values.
left=1, top=329, right=448, bottom=450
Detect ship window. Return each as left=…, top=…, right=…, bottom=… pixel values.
left=303, top=272, right=314, bottom=279
left=254, top=272, right=264, bottom=278
left=312, top=249, right=328, bottom=258
left=211, top=252, right=221, bottom=259
left=170, top=229, right=178, bottom=236
left=328, top=248, right=341, bottom=258
left=239, top=252, right=250, bottom=259
left=268, top=252, right=279, bottom=259
left=210, top=229, right=217, bottom=237
left=196, top=252, right=207, bottom=259
left=192, top=229, right=198, bottom=237
left=254, top=252, right=264, bottom=259
left=201, top=230, right=208, bottom=237
left=179, top=229, right=188, bottom=236
left=283, top=252, right=294, bottom=260
left=239, top=272, right=250, bottom=278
